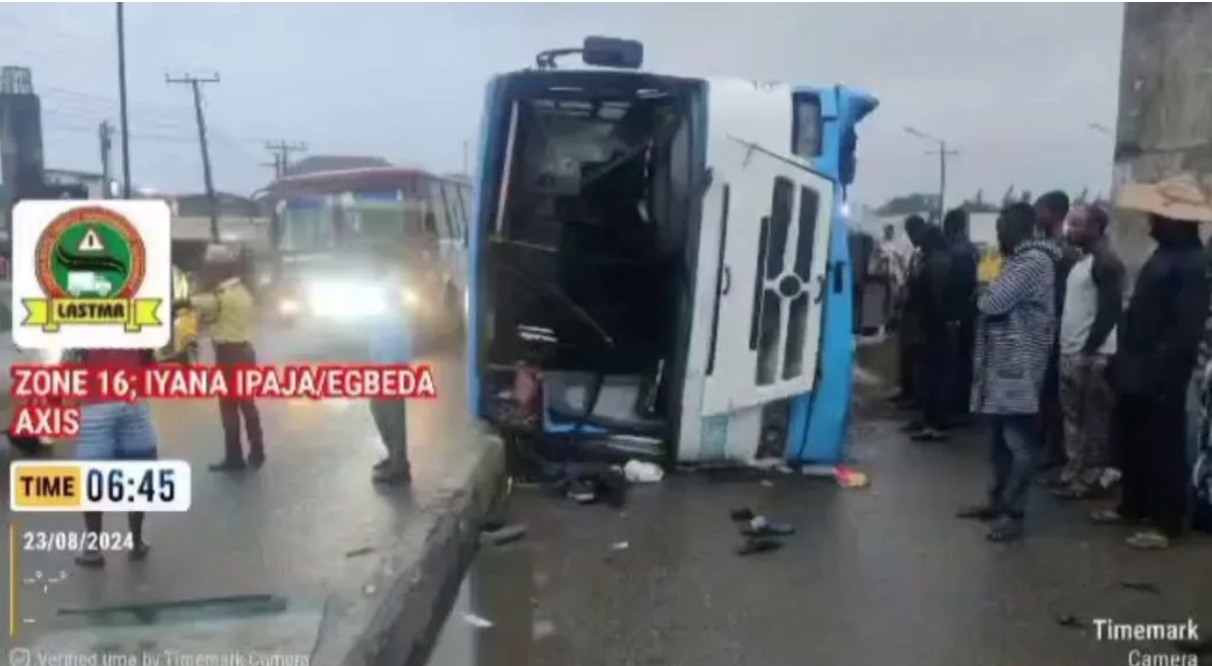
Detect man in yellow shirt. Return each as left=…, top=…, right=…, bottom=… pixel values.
left=183, top=246, right=265, bottom=472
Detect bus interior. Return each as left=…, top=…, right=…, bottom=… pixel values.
left=480, top=69, right=705, bottom=460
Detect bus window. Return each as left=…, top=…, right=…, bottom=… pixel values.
left=428, top=178, right=453, bottom=239
left=441, top=182, right=462, bottom=239
left=448, top=182, right=467, bottom=239
left=792, top=92, right=822, bottom=159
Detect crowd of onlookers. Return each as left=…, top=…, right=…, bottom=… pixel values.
left=876, top=173, right=1212, bottom=548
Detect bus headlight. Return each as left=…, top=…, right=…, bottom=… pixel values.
left=278, top=297, right=301, bottom=317
left=305, top=280, right=388, bottom=319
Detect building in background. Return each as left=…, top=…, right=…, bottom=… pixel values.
left=1112, top=3, right=1212, bottom=276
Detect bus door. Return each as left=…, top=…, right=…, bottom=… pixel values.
left=700, top=137, right=835, bottom=417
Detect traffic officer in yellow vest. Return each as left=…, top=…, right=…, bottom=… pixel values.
left=178, top=244, right=265, bottom=471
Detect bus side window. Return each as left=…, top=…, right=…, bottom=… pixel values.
left=429, top=179, right=453, bottom=239
left=458, top=185, right=472, bottom=247
left=448, top=182, right=467, bottom=241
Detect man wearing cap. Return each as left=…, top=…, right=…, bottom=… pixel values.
left=1092, top=174, right=1212, bottom=549
left=183, top=245, right=265, bottom=472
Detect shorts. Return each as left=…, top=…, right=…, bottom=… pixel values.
left=75, top=401, right=160, bottom=461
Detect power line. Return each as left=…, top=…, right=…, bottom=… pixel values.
left=167, top=72, right=221, bottom=241
left=264, top=140, right=307, bottom=179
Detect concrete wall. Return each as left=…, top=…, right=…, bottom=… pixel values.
left=1112, top=3, right=1212, bottom=277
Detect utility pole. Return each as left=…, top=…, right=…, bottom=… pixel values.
left=99, top=121, right=114, bottom=199
left=264, top=140, right=307, bottom=179
left=903, top=126, right=958, bottom=222
left=166, top=72, right=221, bottom=241
left=116, top=3, right=132, bottom=198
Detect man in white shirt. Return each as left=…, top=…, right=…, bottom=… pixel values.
left=1053, top=205, right=1124, bottom=499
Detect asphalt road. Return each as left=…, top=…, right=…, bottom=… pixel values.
left=2, top=330, right=476, bottom=655
left=425, top=406, right=1212, bottom=666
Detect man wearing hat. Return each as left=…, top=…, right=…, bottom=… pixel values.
left=183, top=243, right=266, bottom=471
left=1092, top=173, right=1212, bottom=549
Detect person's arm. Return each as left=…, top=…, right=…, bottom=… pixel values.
left=978, top=252, right=1049, bottom=317
left=188, top=292, right=220, bottom=317
left=1083, top=251, right=1125, bottom=355
left=1157, top=256, right=1211, bottom=366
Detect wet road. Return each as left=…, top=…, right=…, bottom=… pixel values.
left=425, top=411, right=1212, bottom=666
left=2, top=331, right=479, bottom=654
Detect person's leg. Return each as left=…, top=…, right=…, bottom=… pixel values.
left=74, top=403, right=119, bottom=567
left=1128, top=396, right=1189, bottom=548
left=1094, top=396, right=1149, bottom=524
left=1056, top=354, right=1086, bottom=491
left=371, top=398, right=410, bottom=483
left=987, top=413, right=1036, bottom=541
left=212, top=343, right=246, bottom=470
left=237, top=343, right=265, bottom=465
left=127, top=512, right=148, bottom=560
left=958, top=416, right=1008, bottom=520
left=369, top=398, right=393, bottom=469
left=113, top=401, right=158, bottom=559
left=912, top=335, right=951, bottom=440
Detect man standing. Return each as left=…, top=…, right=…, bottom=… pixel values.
left=74, top=348, right=158, bottom=567
left=1033, top=191, right=1079, bottom=473
left=1052, top=205, right=1124, bottom=499
left=942, top=208, right=980, bottom=420
left=368, top=267, right=414, bottom=484
left=958, top=203, right=1059, bottom=542
left=185, top=246, right=265, bottom=472
left=905, top=224, right=953, bottom=441
left=891, top=215, right=927, bottom=407
left=1092, top=174, right=1211, bottom=549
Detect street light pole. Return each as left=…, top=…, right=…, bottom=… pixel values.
left=116, top=2, right=132, bottom=198
left=904, top=126, right=958, bottom=223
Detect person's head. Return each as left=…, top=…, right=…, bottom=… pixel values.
left=1064, top=204, right=1109, bottom=250
left=882, top=224, right=895, bottom=242
left=1033, top=190, right=1070, bottom=239
left=904, top=215, right=927, bottom=247
left=1148, top=213, right=1202, bottom=247
left=997, top=202, right=1037, bottom=255
left=942, top=208, right=969, bottom=241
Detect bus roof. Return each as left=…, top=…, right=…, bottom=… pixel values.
left=264, top=166, right=467, bottom=199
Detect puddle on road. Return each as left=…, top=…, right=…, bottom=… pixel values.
left=423, top=537, right=547, bottom=666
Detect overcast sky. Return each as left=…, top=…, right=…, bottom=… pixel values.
left=0, top=3, right=1123, bottom=205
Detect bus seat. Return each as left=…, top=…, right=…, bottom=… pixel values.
left=543, top=372, right=665, bottom=436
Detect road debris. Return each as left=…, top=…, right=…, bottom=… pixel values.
left=1056, top=614, right=1086, bottom=630
left=741, top=515, right=795, bottom=537
left=462, top=612, right=494, bottom=629
left=1119, top=580, right=1161, bottom=595
left=481, top=523, right=528, bottom=547
left=610, top=541, right=630, bottom=551
left=344, top=546, right=375, bottom=558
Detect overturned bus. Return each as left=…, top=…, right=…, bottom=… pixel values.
left=467, top=37, right=878, bottom=467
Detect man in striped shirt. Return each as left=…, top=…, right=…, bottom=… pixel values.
left=958, top=203, right=1059, bottom=542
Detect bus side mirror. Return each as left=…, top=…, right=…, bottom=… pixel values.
left=582, top=36, right=643, bottom=70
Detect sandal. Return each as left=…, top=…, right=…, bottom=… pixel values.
left=1125, top=531, right=1170, bottom=550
